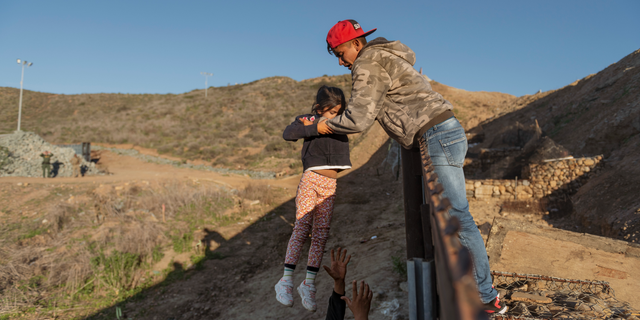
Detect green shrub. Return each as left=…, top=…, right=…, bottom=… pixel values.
left=91, top=250, right=141, bottom=291
left=391, top=256, right=407, bottom=280
left=172, top=232, right=193, bottom=254
left=151, top=245, right=164, bottom=263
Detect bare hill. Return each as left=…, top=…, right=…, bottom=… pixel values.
left=474, top=48, right=640, bottom=243
left=0, top=75, right=514, bottom=175
left=0, top=76, right=351, bottom=174
left=2, top=60, right=638, bottom=318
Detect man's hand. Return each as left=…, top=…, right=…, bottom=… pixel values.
left=341, top=281, right=373, bottom=320
left=317, top=119, right=335, bottom=134
left=323, top=248, right=351, bottom=294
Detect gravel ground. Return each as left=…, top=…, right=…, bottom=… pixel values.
left=92, top=145, right=276, bottom=179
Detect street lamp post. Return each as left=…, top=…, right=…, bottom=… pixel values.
left=201, top=72, right=213, bottom=98
left=16, top=59, right=33, bottom=132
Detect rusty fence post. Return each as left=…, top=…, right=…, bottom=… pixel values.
left=402, top=146, right=436, bottom=320
left=417, top=137, right=487, bottom=320
left=401, top=146, right=434, bottom=260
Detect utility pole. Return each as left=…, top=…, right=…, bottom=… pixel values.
left=201, top=72, right=213, bottom=98
left=16, top=59, right=33, bottom=131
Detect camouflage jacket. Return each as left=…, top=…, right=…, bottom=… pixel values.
left=324, top=37, right=453, bottom=148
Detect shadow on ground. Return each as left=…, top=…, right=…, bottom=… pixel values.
left=82, top=137, right=410, bottom=320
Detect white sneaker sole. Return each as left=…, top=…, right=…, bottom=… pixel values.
left=275, top=284, right=293, bottom=307
left=297, top=285, right=317, bottom=312
left=498, top=306, right=509, bottom=314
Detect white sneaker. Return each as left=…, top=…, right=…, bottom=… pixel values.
left=297, top=281, right=317, bottom=312
left=274, top=278, right=294, bottom=307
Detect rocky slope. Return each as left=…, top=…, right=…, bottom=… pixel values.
left=473, top=48, right=640, bottom=243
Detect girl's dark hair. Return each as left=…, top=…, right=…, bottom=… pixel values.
left=312, top=86, right=346, bottom=115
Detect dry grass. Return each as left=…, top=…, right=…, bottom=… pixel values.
left=0, top=180, right=271, bottom=318
left=237, top=183, right=275, bottom=205
left=0, top=75, right=353, bottom=173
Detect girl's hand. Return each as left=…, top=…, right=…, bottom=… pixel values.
left=297, top=116, right=315, bottom=126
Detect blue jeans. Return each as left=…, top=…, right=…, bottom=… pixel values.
left=423, top=116, right=497, bottom=304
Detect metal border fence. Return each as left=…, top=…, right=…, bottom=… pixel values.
left=402, top=137, right=487, bottom=320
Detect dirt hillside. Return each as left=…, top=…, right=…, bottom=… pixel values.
left=473, top=48, right=640, bottom=243
left=1, top=50, right=638, bottom=319
left=0, top=74, right=517, bottom=319
left=0, top=75, right=513, bottom=175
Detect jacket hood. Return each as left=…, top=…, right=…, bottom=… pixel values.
left=359, top=37, right=416, bottom=66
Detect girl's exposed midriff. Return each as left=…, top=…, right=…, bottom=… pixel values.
left=312, top=168, right=338, bottom=179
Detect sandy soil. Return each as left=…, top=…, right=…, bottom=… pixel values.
left=4, top=54, right=636, bottom=318
left=1, top=124, right=553, bottom=320
left=84, top=125, right=552, bottom=320
left=0, top=146, right=300, bottom=190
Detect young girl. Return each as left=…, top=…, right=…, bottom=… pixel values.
left=274, top=86, right=351, bottom=312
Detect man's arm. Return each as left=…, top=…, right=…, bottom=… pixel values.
left=319, top=60, right=392, bottom=135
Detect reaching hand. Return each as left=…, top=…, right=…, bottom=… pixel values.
left=317, top=119, right=334, bottom=134
left=341, top=281, right=373, bottom=320
left=323, top=248, right=351, bottom=282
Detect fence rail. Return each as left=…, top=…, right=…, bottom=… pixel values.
left=403, top=137, right=486, bottom=320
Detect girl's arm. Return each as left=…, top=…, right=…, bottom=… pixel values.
left=283, top=115, right=319, bottom=141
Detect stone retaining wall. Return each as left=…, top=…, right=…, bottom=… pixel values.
left=466, top=155, right=604, bottom=199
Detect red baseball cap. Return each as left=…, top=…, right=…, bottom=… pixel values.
left=326, top=19, right=377, bottom=49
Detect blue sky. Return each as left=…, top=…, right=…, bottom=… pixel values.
left=1, top=0, right=638, bottom=97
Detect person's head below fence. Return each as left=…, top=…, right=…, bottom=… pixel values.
left=311, top=86, right=346, bottom=119
left=326, top=19, right=375, bottom=70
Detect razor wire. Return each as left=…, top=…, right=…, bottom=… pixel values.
left=489, top=271, right=639, bottom=320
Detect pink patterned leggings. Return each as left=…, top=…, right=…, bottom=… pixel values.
left=284, top=171, right=336, bottom=269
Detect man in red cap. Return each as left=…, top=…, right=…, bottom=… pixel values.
left=315, top=19, right=508, bottom=314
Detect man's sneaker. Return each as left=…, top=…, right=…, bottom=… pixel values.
left=483, top=295, right=508, bottom=314
left=297, top=281, right=317, bottom=312
left=274, top=278, right=293, bottom=307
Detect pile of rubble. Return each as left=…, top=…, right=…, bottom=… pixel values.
left=0, top=131, right=100, bottom=177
